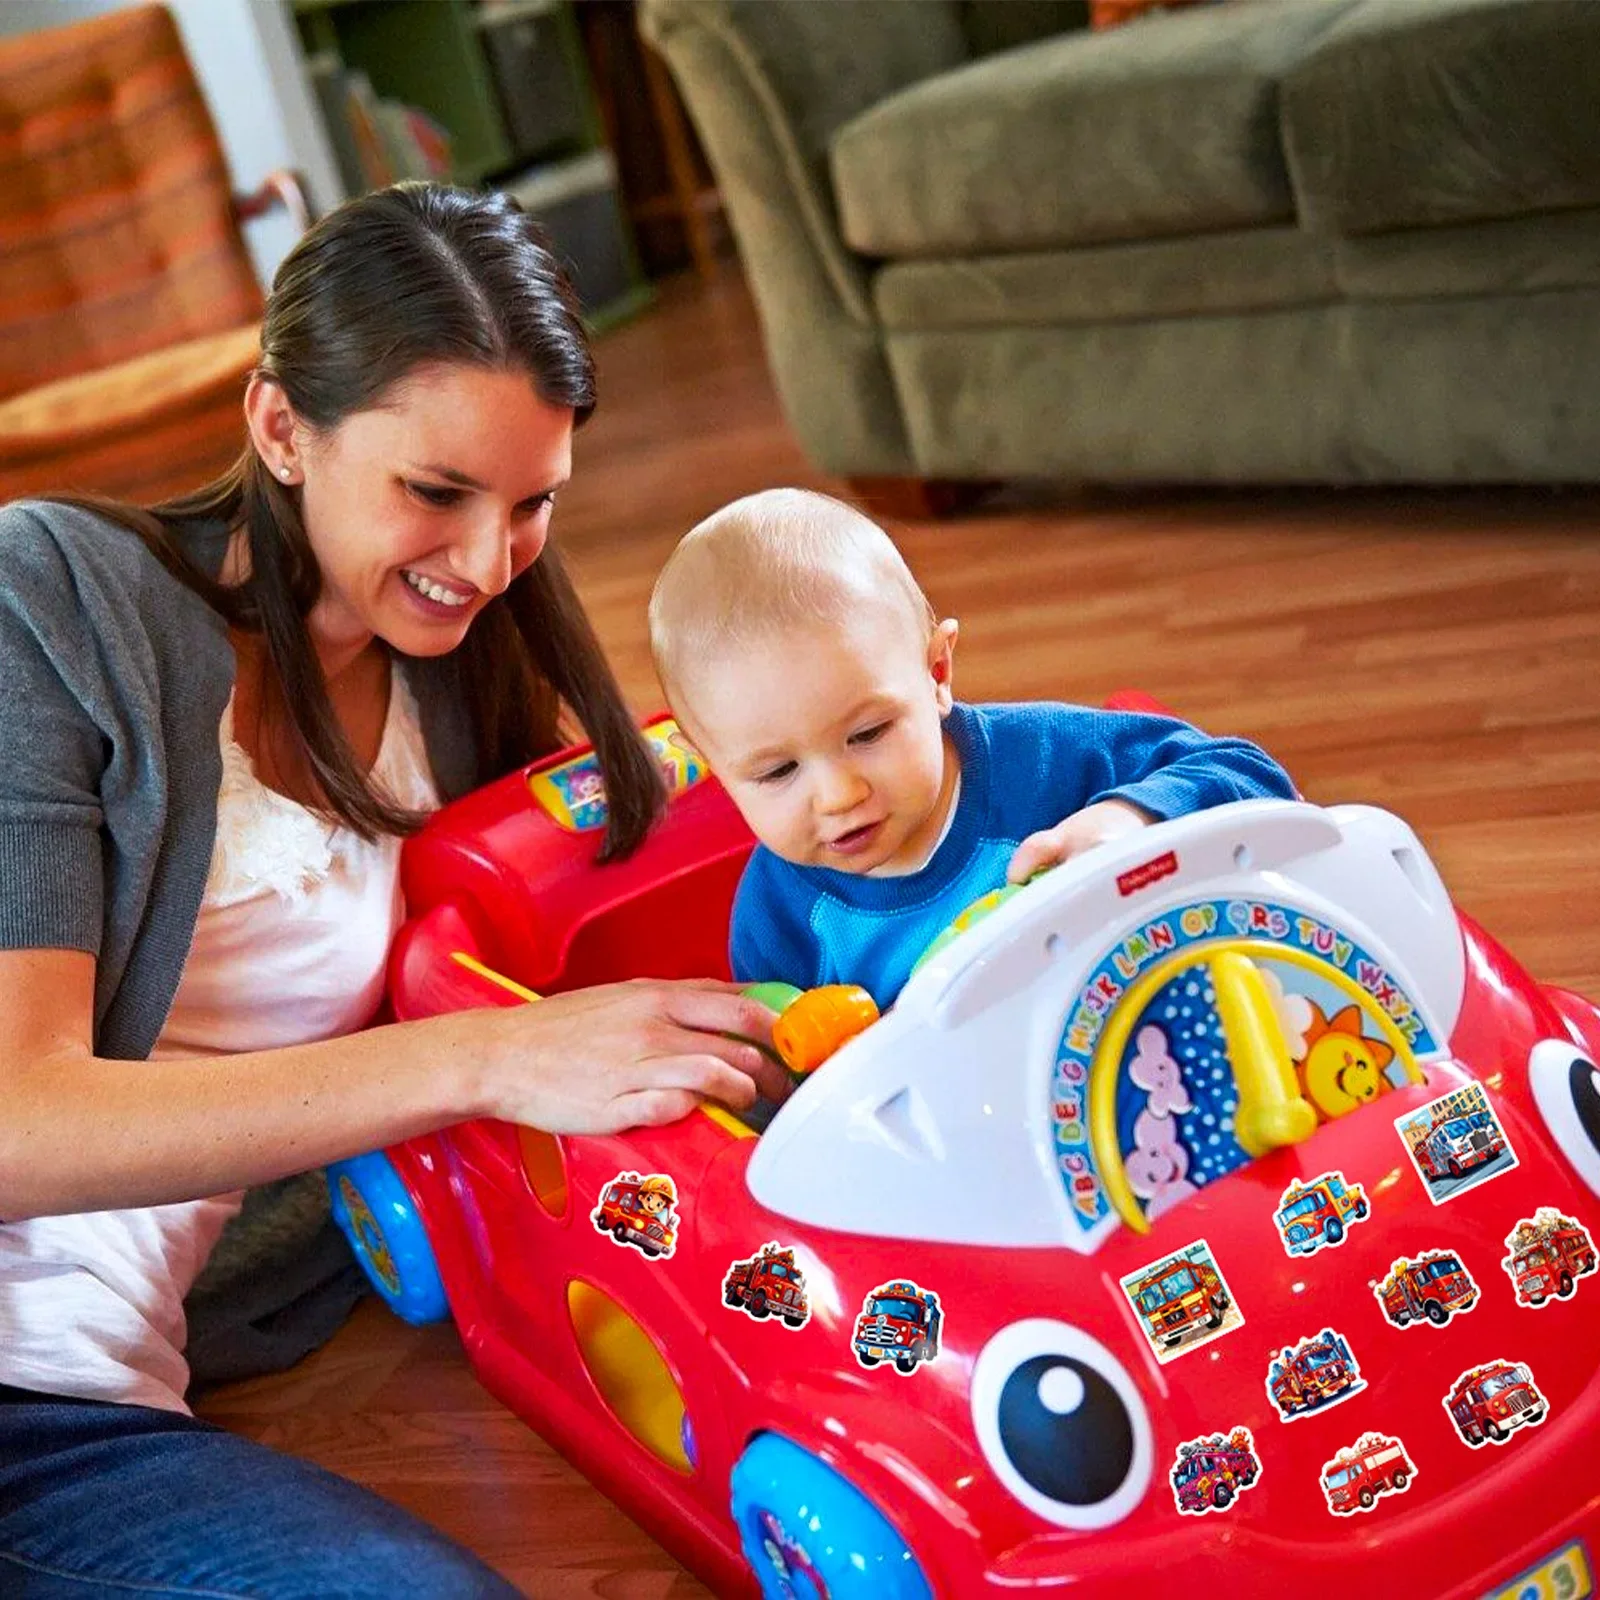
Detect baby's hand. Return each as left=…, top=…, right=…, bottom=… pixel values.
left=1007, top=799, right=1154, bottom=884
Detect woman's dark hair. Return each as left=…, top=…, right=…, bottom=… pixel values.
left=58, top=182, right=664, bottom=858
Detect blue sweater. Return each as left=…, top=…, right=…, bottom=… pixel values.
left=729, top=700, right=1293, bottom=1009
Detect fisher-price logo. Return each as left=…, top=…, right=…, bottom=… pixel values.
left=1118, top=851, right=1178, bottom=898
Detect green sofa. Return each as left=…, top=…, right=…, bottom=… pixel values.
left=640, top=0, right=1600, bottom=492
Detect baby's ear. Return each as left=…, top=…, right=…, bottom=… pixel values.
left=929, top=617, right=959, bottom=711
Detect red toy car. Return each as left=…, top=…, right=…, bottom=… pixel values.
left=330, top=715, right=1600, bottom=1598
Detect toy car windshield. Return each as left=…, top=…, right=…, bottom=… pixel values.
left=748, top=798, right=1465, bottom=1252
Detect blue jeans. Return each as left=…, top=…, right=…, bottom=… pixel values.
left=0, top=1384, right=522, bottom=1597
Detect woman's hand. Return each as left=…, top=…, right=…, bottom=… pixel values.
left=1006, top=798, right=1155, bottom=884
left=475, top=979, right=788, bottom=1134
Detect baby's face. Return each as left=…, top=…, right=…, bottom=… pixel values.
left=679, top=602, right=956, bottom=874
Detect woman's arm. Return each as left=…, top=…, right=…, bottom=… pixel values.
left=0, top=947, right=782, bottom=1222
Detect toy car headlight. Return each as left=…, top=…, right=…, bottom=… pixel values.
left=970, top=1320, right=1152, bottom=1531
left=1528, top=1040, right=1600, bottom=1197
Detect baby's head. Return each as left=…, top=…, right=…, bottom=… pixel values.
left=650, top=488, right=958, bottom=874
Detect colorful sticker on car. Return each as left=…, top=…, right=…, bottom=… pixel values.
left=1266, top=1327, right=1367, bottom=1422
left=1502, top=1207, right=1597, bottom=1309
left=1395, top=1082, right=1518, bottom=1204
left=1443, top=1357, right=1550, bottom=1447
left=723, top=1243, right=811, bottom=1329
left=1274, top=1169, right=1370, bottom=1257
left=852, top=1280, right=942, bottom=1374
left=1371, top=1248, right=1480, bottom=1329
left=1481, top=1538, right=1593, bottom=1600
left=1053, top=897, right=1433, bottom=1235
left=591, top=1170, right=680, bottom=1260
left=528, top=716, right=705, bottom=830
left=1169, top=1425, right=1261, bottom=1517
left=1118, top=1238, right=1244, bottom=1364
left=1320, top=1430, right=1417, bottom=1516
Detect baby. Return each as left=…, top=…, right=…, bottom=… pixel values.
left=648, top=489, right=1294, bottom=1010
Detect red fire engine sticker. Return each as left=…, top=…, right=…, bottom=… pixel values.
left=1273, top=1168, right=1371, bottom=1259
left=851, top=1280, right=943, bottom=1374
left=1169, top=1425, right=1262, bottom=1517
left=591, top=1170, right=680, bottom=1260
left=721, top=1241, right=811, bottom=1330
left=1117, top=1238, right=1245, bottom=1365
left=1264, top=1327, right=1367, bottom=1423
left=1319, top=1430, right=1418, bottom=1516
left=1371, top=1248, right=1481, bottom=1330
left=1501, top=1207, right=1597, bottom=1310
left=1442, top=1357, right=1550, bottom=1448
left=1393, top=1081, right=1518, bottom=1205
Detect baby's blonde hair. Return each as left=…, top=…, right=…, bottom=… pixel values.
left=649, top=488, right=935, bottom=712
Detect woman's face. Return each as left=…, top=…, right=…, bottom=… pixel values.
left=294, top=363, right=574, bottom=661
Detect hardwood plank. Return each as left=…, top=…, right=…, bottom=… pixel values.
left=197, top=263, right=1600, bottom=1593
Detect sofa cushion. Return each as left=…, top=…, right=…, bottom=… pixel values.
left=1282, top=0, right=1600, bottom=236
left=831, top=0, right=1360, bottom=258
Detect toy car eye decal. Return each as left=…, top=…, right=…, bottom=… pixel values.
left=591, top=1170, right=680, bottom=1260
left=1393, top=1080, right=1518, bottom=1204
left=1501, top=1207, right=1597, bottom=1309
left=970, top=1320, right=1152, bottom=1530
left=1528, top=1041, right=1600, bottom=1198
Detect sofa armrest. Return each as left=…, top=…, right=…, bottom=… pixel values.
left=234, top=169, right=313, bottom=235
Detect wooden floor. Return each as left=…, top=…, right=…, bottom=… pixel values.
left=196, top=264, right=1600, bottom=1595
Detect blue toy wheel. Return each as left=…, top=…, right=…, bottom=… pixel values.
left=327, top=1151, right=449, bottom=1325
left=730, top=1433, right=933, bottom=1600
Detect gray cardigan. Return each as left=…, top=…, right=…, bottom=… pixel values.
left=0, top=499, right=479, bottom=1060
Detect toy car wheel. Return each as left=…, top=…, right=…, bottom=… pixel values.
left=1214, top=1292, right=1230, bottom=1311
left=782, top=1311, right=805, bottom=1328
left=749, top=1294, right=771, bottom=1319
left=1354, top=1200, right=1369, bottom=1219
left=1324, top=1218, right=1344, bottom=1245
left=1391, top=1470, right=1408, bottom=1490
left=1558, top=1272, right=1575, bottom=1297
left=1211, top=1482, right=1232, bottom=1510
left=895, top=1354, right=917, bottom=1374
left=1205, top=1305, right=1223, bottom=1329
left=730, top=1433, right=933, bottom=1600
left=327, top=1152, right=449, bottom=1326
left=613, top=1224, right=629, bottom=1243
left=1449, top=1156, right=1463, bottom=1178
left=642, top=1243, right=662, bottom=1258
left=1392, top=1309, right=1410, bottom=1326
left=1424, top=1300, right=1448, bottom=1326
left=1358, top=1488, right=1374, bottom=1509
left=725, top=1286, right=742, bottom=1307
left=1487, top=1419, right=1506, bottom=1442
left=858, top=1347, right=881, bottom=1365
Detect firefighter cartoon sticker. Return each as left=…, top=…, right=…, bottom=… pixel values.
left=1266, top=1327, right=1367, bottom=1421
left=1443, top=1358, right=1549, bottom=1447
left=1394, top=1082, right=1518, bottom=1203
left=1372, top=1249, right=1480, bottom=1328
left=1169, top=1426, right=1262, bottom=1516
left=1118, top=1238, right=1244, bottom=1364
left=1274, top=1169, right=1370, bottom=1257
left=592, top=1171, right=679, bottom=1259
left=723, top=1242, right=810, bottom=1328
left=1501, top=1207, right=1597, bottom=1308
left=1320, top=1431, right=1417, bottom=1515
left=852, top=1280, right=942, bottom=1374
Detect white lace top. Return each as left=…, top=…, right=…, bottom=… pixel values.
left=0, top=664, right=438, bottom=1413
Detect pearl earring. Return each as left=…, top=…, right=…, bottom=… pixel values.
left=279, top=466, right=293, bottom=480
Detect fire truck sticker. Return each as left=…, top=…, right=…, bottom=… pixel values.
left=1320, top=1431, right=1417, bottom=1516
left=1502, top=1208, right=1597, bottom=1309
left=722, top=1242, right=811, bottom=1329
left=1169, top=1425, right=1262, bottom=1517
left=1372, top=1249, right=1480, bottom=1329
left=1394, top=1082, right=1518, bottom=1204
left=852, top=1280, right=943, bottom=1374
left=591, top=1171, right=680, bottom=1259
left=1274, top=1169, right=1370, bottom=1257
left=1118, top=1238, right=1244, bottom=1364
left=1266, top=1327, right=1367, bottom=1422
left=1052, top=896, right=1433, bottom=1236
left=1443, top=1357, right=1549, bottom=1447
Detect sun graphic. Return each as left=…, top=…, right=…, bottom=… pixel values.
left=1295, top=1003, right=1396, bottom=1121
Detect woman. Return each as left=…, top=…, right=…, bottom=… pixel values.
left=0, top=183, right=782, bottom=1595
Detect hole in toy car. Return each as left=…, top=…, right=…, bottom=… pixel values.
left=518, top=1127, right=569, bottom=1219
left=1232, top=844, right=1252, bottom=870
left=567, top=1280, right=693, bottom=1474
